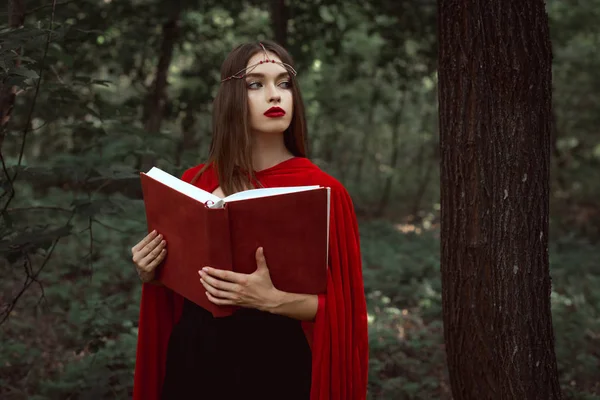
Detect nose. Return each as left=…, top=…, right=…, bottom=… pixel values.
left=266, top=84, right=281, bottom=103
left=269, top=94, right=281, bottom=103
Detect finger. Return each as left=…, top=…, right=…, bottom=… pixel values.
left=134, top=235, right=165, bottom=262
left=202, top=267, right=246, bottom=284
left=255, top=246, right=267, bottom=271
left=144, top=248, right=167, bottom=272
left=200, top=277, right=236, bottom=300
left=136, top=235, right=166, bottom=260
left=206, top=290, right=235, bottom=306
left=139, top=240, right=166, bottom=270
left=199, top=270, right=238, bottom=292
left=132, top=230, right=157, bottom=253
left=136, top=235, right=167, bottom=261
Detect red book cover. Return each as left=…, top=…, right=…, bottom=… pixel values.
left=140, top=167, right=329, bottom=317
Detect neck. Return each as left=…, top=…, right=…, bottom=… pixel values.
left=251, top=131, right=294, bottom=171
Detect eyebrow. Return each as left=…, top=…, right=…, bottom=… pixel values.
left=245, top=72, right=290, bottom=80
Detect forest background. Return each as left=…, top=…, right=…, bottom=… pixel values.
left=1, top=0, right=599, bottom=399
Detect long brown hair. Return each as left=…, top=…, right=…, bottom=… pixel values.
left=191, top=40, right=308, bottom=195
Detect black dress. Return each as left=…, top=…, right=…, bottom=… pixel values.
left=160, top=299, right=312, bottom=400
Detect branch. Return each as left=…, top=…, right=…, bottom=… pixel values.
left=24, top=252, right=47, bottom=308
left=0, top=170, right=144, bottom=200
left=92, top=218, right=140, bottom=234
left=0, top=152, right=15, bottom=204
left=0, top=211, right=73, bottom=325
left=24, top=0, right=76, bottom=16
left=88, top=207, right=94, bottom=274
left=6, top=206, right=73, bottom=214
left=4, top=0, right=58, bottom=215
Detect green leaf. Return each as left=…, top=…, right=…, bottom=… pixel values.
left=91, top=79, right=112, bottom=87
left=0, top=225, right=72, bottom=256
left=19, top=56, right=37, bottom=64
left=10, top=66, right=39, bottom=79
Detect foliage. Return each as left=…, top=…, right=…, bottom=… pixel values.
left=1, top=0, right=599, bottom=399
left=361, top=221, right=600, bottom=400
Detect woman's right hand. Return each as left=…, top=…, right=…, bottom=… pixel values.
left=132, top=230, right=167, bottom=283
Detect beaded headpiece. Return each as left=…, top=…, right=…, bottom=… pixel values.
left=221, top=42, right=298, bottom=83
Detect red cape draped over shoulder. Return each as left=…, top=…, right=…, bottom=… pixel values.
left=133, top=157, right=368, bottom=399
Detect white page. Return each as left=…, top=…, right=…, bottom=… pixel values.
left=145, top=167, right=221, bottom=204
left=210, top=185, right=322, bottom=208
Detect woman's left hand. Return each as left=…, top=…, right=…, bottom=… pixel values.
left=199, top=247, right=281, bottom=312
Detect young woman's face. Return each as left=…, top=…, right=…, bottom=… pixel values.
left=245, top=52, right=294, bottom=136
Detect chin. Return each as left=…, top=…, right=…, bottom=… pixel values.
left=255, top=121, right=291, bottom=135
left=256, top=129, right=288, bottom=136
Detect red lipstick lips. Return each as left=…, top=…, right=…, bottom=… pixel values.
left=264, top=107, right=286, bottom=118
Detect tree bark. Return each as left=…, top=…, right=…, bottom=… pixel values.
left=270, top=0, right=288, bottom=47
left=174, top=108, right=197, bottom=167
left=354, top=84, right=381, bottom=185
left=410, top=140, right=435, bottom=221
left=140, top=5, right=181, bottom=171
left=376, top=97, right=404, bottom=217
left=438, top=1, right=562, bottom=399
left=0, top=0, right=26, bottom=148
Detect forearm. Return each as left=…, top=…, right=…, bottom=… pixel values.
left=269, top=290, right=318, bottom=321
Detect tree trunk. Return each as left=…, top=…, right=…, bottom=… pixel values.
left=376, top=97, right=405, bottom=217
left=174, top=108, right=197, bottom=167
left=353, top=86, right=380, bottom=184
left=140, top=5, right=181, bottom=171
left=0, top=0, right=26, bottom=148
left=320, top=105, right=342, bottom=164
left=410, top=141, right=435, bottom=221
left=270, top=0, right=288, bottom=47
left=550, top=106, right=568, bottom=191
left=438, top=1, right=562, bottom=399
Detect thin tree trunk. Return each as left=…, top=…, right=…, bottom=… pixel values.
left=438, top=1, right=562, bottom=399
left=141, top=4, right=181, bottom=171
left=550, top=106, right=568, bottom=191
left=411, top=142, right=435, bottom=220
left=0, top=0, right=26, bottom=148
left=175, top=108, right=197, bottom=167
left=354, top=86, right=380, bottom=183
left=270, top=0, right=288, bottom=47
left=376, top=97, right=405, bottom=217
left=321, top=107, right=342, bottom=164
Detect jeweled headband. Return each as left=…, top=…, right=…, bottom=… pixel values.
left=221, top=42, right=298, bottom=83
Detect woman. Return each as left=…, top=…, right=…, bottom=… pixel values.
left=132, top=41, right=368, bottom=400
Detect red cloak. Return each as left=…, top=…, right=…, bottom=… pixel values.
left=133, top=157, right=368, bottom=399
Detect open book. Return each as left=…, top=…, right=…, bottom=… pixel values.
left=140, top=167, right=331, bottom=317
left=146, top=166, right=327, bottom=209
